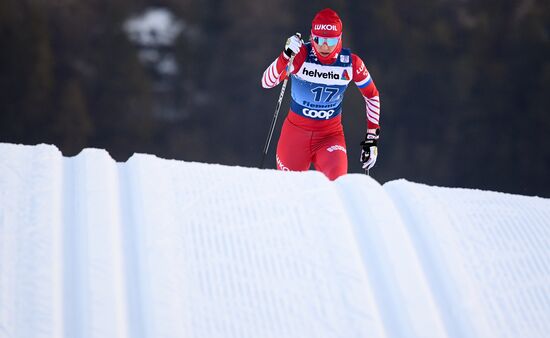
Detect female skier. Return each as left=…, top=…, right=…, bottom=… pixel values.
left=262, top=8, right=381, bottom=180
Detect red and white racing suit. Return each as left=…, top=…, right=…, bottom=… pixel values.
left=262, top=42, right=380, bottom=180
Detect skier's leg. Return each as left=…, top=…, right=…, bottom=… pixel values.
left=312, top=132, right=348, bottom=180
left=276, top=118, right=312, bottom=171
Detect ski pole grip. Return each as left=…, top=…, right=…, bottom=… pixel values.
left=285, top=32, right=302, bottom=56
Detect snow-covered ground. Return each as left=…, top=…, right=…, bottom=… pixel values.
left=1, top=143, right=549, bottom=338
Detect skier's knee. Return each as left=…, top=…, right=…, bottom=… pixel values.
left=324, top=167, right=346, bottom=181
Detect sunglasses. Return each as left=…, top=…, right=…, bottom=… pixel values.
left=313, top=35, right=340, bottom=47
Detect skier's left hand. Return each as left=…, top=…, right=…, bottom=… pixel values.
left=360, top=130, right=379, bottom=170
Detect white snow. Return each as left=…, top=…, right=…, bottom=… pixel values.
left=123, top=8, right=182, bottom=76
left=124, top=8, right=184, bottom=46
left=0, top=143, right=549, bottom=338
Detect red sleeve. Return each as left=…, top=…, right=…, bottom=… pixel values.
left=261, top=45, right=307, bottom=88
left=352, top=54, right=381, bottom=130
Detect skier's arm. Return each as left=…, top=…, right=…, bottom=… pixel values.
left=352, top=54, right=380, bottom=132
left=353, top=54, right=380, bottom=170
left=261, top=41, right=306, bottom=89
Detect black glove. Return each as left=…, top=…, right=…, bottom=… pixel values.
left=360, top=129, right=380, bottom=170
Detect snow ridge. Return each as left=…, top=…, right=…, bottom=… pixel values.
left=0, top=143, right=549, bottom=338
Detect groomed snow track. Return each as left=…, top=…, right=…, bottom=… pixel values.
left=1, top=143, right=549, bottom=338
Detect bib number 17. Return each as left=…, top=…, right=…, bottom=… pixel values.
left=311, top=86, right=339, bottom=102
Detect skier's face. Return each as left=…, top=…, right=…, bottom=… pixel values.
left=312, top=35, right=340, bottom=56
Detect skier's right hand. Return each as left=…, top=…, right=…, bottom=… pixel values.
left=284, top=33, right=302, bottom=57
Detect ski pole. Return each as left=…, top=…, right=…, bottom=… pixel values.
left=259, top=34, right=300, bottom=169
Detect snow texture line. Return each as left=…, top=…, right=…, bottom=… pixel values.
left=333, top=175, right=411, bottom=338
left=117, top=161, right=149, bottom=338
left=62, top=156, right=89, bottom=338
left=383, top=181, right=474, bottom=338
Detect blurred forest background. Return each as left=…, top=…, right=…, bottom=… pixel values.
left=1, top=0, right=549, bottom=197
